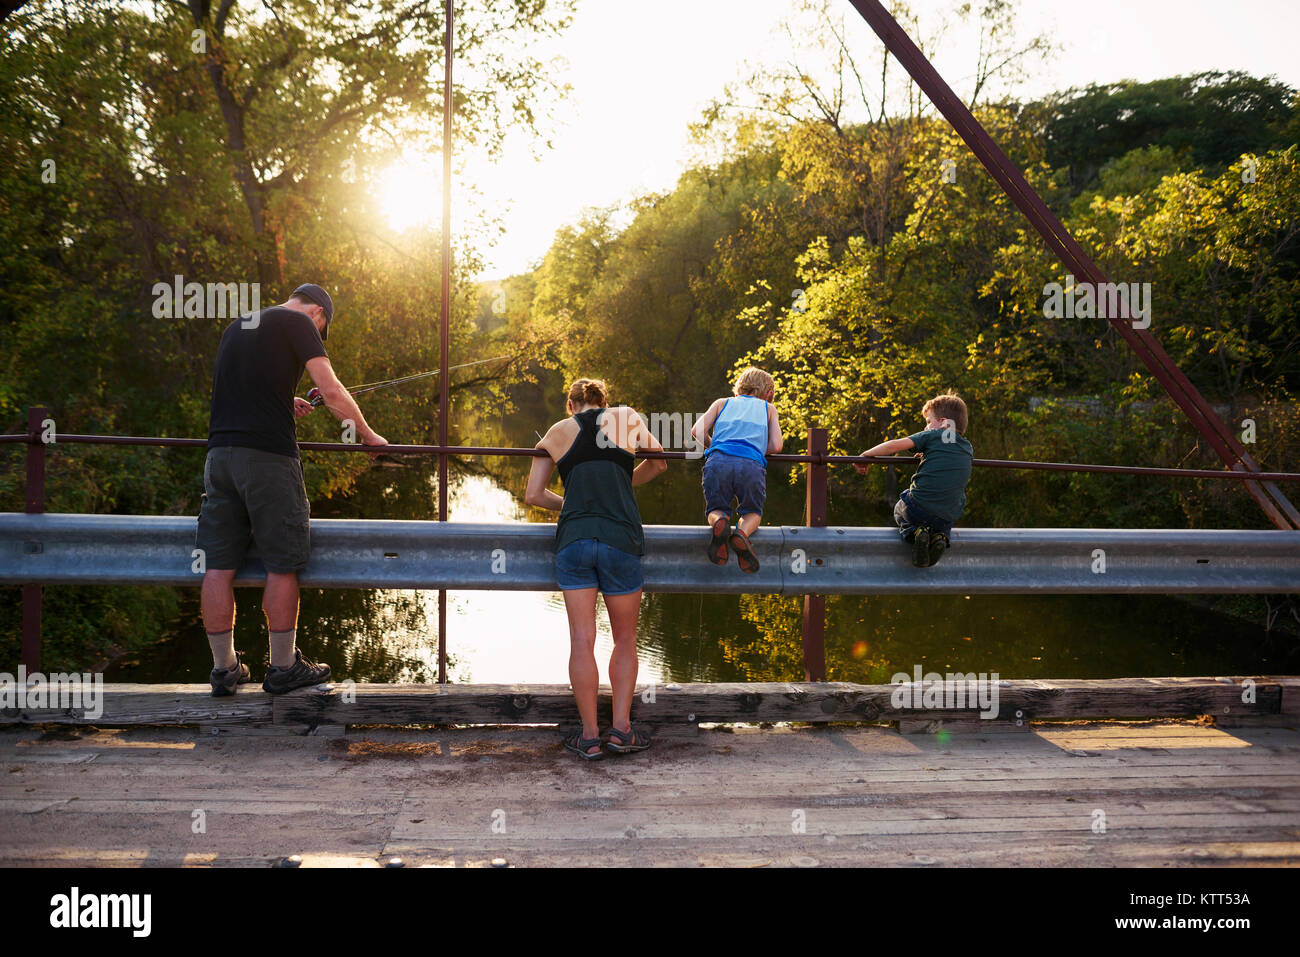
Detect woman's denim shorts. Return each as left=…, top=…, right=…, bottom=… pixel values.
left=555, top=538, right=644, bottom=595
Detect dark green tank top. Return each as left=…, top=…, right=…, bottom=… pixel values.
left=554, top=408, right=645, bottom=556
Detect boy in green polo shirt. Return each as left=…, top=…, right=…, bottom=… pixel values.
left=854, top=392, right=973, bottom=567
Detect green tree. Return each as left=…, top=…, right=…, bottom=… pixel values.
left=1041, top=72, right=1298, bottom=192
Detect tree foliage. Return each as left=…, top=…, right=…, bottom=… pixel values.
left=0, top=0, right=573, bottom=665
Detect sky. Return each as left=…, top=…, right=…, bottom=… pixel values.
left=424, top=0, right=1300, bottom=280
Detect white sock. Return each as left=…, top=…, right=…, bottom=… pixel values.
left=207, top=631, right=237, bottom=671
left=269, top=628, right=297, bottom=669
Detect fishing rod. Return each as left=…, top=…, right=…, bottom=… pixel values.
left=305, top=355, right=511, bottom=407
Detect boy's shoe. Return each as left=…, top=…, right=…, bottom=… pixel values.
left=911, top=526, right=933, bottom=568
left=210, top=652, right=251, bottom=697
left=729, top=529, right=760, bottom=574
left=927, top=531, right=949, bottom=567
left=262, top=649, right=332, bottom=695
left=706, top=516, right=730, bottom=565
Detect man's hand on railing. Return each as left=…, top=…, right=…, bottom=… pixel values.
left=362, top=431, right=388, bottom=460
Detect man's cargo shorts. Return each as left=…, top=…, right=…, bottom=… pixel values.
left=195, top=446, right=311, bottom=574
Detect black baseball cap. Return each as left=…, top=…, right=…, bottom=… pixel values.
left=292, top=283, right=333, bottom=340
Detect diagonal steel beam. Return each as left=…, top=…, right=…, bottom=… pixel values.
left=847, top=0, right=1299, bottom=529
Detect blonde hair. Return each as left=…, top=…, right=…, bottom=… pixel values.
left=566, top=377, right=608, bottom=408
left=734, top=367, right=775, bottom=398
left=922, top=391, right=968, bottom=434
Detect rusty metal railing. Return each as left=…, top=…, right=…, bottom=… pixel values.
left=4, top=405, right=1299, bottom=679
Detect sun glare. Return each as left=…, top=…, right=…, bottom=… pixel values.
left=377, top=159, right=441, bottom=232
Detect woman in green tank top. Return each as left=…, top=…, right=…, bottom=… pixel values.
left=525, top=378, right=668, bottom=760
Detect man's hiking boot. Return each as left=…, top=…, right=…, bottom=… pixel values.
left=927, top=531, right=949, bottom=567
left=210, top=652, right=251, bottom=697
left=262, top=649, right=332, bottom=694
left=911, top=526, right=932, bottom=568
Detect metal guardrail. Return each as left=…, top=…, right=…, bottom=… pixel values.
left=8, top=407, right=1300, bottom=677
left=4, top=513, right=1299, bottom=594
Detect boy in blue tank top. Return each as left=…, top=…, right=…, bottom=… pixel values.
left=855, top=392, right=973, bottom=568
left=690, top=367, right=784, bottom=573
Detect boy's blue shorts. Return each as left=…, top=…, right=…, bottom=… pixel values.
left=702, top=451, right=767, bottom=518
left=555, top=539, right=643, bottom=595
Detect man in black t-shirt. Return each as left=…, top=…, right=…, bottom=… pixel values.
left=197, top=283, right=387, bottom=695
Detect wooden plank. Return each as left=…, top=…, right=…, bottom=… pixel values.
left=896, top=719, right=1031, bottom=734
left=375, top=831, right=1300, bottom=868
left=6, top=773, right=1299, bottom=804
left=0, top=719, right=1296, bottom=867
left=9, top=764, right=1295, bottom=843
left=385, top=808, right=1300, bottom=841
left=1211, top=715, right=1300, bottom=729
left=5, top=833, right=1295, bottom=868
left=17, top=802, right=1297, bottom=843
left=637, top=723, right=701, bottom=738
left=198, top=723, right=346, bottom=737
left=272, top=679, right=1290, bottom=726
left=378, top=785, right=1300, bottom=819
left=6, top=737, right=1295, bottom=776
left=5, top=734, right=1298, bottom=777
left=0, top=678, right=1289, bottom=728
left=0, top=798, right=390, bottom=814
left=8, top=778, right=1295, bottom=812
left=1272, top=677, right=1300, bottom=714
left=4, top=780, right=1288, bottom=817
left=0, top=685, right=273, bottom=726
left=6, top=747, right=1283, bottom=784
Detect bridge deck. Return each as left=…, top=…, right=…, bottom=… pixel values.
left=2, top=720, right=1298, bottom=867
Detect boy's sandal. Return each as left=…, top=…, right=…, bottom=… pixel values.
left=563, top=728, right=605, bottom=761
left=707, top=516, right=730, bottom=565
left=606, top=724, right=651, bottom=754
left=729, top=529, right=760, bottom=574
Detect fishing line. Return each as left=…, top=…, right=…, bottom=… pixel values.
left=306, top=355, right=511, bottom=406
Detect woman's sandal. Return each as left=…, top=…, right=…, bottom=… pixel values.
left=729, top=529, right=760, bottom=574
left=707, top=516, right=730, bottom=565
left=606, top=724, right=651, bottom=754
left=563, top=728, right=605, bottom=761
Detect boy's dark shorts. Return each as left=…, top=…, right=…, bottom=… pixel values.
left=702, top=450, right=766, bottom=518
left=893, top=489, right=954, bottom=542
left=196, top=446, right=311, bottom=574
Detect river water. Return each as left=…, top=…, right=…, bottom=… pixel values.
left=104, top=415, right=1299, bottom=685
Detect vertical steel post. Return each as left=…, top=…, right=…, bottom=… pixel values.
left=22, top=406, right=48, bottom=673
left=801, top=427, right=828, bottom=681
left=436, top=0, right=453, bottom=685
